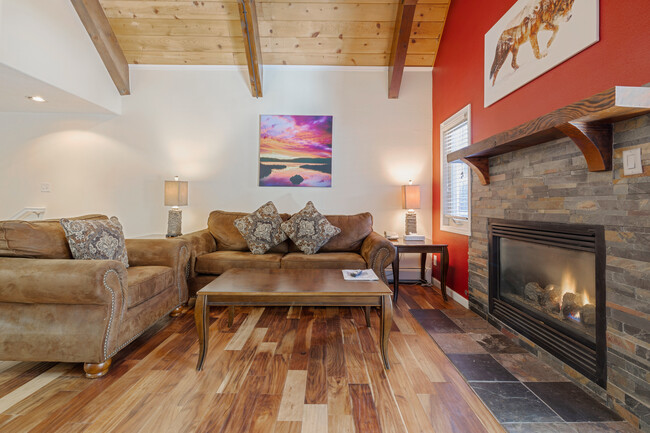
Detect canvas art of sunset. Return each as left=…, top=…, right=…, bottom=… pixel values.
left=259, top=115, right=333, bottom=187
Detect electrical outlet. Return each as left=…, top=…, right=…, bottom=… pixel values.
left=433, top=255, right=437, bottom=266
left=40, top=183, right=51, bottom=193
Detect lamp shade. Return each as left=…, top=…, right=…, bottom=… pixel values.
left=164, top=179, right=188, bottom=207
left=402, top=184, right=421, bottom=209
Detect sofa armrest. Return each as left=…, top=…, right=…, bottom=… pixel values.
left=360, top=232, right=396, bottom=285
left=125, top=238, right=189, bottom=267
left=0, top=257, right=126, bottom=305
left=125, top=238, right=191, bottom=304
left=178, top=229, right=217, bottom=279
left=0, top=257, right=126, bottom=363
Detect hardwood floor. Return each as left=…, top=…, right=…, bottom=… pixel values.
left=0, top=285, right=506, bottom=433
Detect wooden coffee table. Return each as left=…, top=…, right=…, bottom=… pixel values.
left=195, top=268, right=393, bottom=370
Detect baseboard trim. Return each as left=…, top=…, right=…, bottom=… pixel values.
left=432, top=278, right=469, bottom=309
left=386, top=268, right=470, bottom=309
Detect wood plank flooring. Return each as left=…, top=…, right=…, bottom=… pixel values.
left=0, top=285, right=506, bottom=433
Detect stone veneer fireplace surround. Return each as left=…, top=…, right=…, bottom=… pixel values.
left=466, top=114, right=650, bottom=431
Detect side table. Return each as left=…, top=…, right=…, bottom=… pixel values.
left=390, top=237, right=449, bottom=303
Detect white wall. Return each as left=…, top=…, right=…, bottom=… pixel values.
left=0, top=0, right=121, bottom=113
left=0, top=66, right=432, bottom=242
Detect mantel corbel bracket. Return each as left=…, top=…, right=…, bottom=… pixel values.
left=556, top=121, right=612, bottom=172
left=461, top=157, right=490, bottom=185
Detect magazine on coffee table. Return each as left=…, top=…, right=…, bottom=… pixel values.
left=342, top=269, right=379, bottom=281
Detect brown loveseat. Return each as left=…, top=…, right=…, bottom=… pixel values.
left=180, top=210, right=396, bottom=296
left=0, top=215, right=190, bottom=378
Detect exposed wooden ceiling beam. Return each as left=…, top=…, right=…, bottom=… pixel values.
left=238, top=0, right=263, bottom=98
left=71, top=0, right=130, bottom=95
left=388, top=0, right=418, bottom=99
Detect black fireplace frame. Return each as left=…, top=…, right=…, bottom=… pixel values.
left=488, top=218, right=607, bottom=387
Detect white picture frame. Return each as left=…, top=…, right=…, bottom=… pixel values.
left=484, top=0, right=599, bottom=107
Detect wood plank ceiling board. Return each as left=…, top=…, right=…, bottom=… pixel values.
left=99, top=0, right=451, bottom=67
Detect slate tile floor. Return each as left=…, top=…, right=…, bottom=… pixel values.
left=410, top=308, right=638, bottom=433
left=471, top=382, right=563, bottom=423
left=447, top=354, right=519, bottom=382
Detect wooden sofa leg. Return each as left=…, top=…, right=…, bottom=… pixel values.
left=170, top=305, right=184, bottom=317
left=84, top=359, right=112, bottom=379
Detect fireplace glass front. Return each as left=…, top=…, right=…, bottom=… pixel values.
left=499, top=238, right=596, bottom=341
left=488, top=219, right=606, bottom=387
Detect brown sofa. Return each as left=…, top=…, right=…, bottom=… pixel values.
left=180, top=210, right=396, bottom=296
left=0, top=215, right=190, bottom=378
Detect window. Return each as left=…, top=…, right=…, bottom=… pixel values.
left=440, top=105, right=471, bottom=236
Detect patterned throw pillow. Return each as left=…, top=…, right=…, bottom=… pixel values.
left=281, top=201, right=341, bottom=255
left=60, top=216, right=129, bottom=268
left=233, top=201, right=287, bottom=255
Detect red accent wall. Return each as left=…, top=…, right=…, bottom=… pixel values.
left=432, top=0, right=650, bottom=300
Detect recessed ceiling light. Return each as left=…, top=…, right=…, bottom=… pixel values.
left=27, top=96, right=46, bottom=102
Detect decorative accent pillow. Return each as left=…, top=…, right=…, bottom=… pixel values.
left=60, top=216, right=129, bottom=268
left=233, top=201, right=287, bottom=255
left=281, top=201, right=341, bottom=255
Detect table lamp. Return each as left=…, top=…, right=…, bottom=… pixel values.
left=402, top=180, right=420, bottom=235
left=164, top=176, right=188, bottom=237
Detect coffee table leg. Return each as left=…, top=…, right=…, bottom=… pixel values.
left=228, top=306, right=235, bottom=327
left=364, top=306, right=371, bottom=327
left=195, top=294, right=208, bottom=371
left=380, top=294, right=393, bottom=369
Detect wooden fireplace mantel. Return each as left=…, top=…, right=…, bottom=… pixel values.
left=447, top=86, right=650, bottom=185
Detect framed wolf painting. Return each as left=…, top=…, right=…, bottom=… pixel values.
left=484, top=0, right=599, bottom=107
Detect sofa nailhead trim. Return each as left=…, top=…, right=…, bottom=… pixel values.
left=101, top=269, right=119, bottom=360
left=370, top=246, right=390, bottom=284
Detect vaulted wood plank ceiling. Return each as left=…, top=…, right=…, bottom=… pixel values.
left=99, top=0, right=450, bottom=67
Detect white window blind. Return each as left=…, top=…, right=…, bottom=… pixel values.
left=440, top=105, right=471, bottom=235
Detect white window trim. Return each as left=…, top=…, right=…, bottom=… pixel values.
left=440, top=104, right=472, bottom=236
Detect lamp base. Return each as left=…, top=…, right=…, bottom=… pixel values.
left=166, top=208, right=183, bottom=237
left=405, top=211, right=417, bottom=235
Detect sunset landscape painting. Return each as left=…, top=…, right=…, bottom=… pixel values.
left=259, top=115, right=333, bottom=187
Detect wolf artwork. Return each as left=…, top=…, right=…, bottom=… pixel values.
left=484, top=0, right=599, bottom=107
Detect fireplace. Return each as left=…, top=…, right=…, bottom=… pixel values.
left=488, top=219, right=606, bottom=387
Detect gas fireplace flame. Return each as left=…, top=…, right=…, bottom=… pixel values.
left=560, top=268, right=591, bottom=305
left=561, top=268, right=577, bottom=298
left=569, top=310, right=581, bottom=322
left=555, top=268, right=595, bottom=325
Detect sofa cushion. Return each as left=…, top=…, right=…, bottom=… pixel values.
left=126, top=266, right=174, bottom=309
left=0, top=214, right=107, bottom=259
left=234, top=201, right=288, bottom=255
left=195, top=251, right=283, bottom=275
left=281, top=252, right=367, bottom=269
left=208, top=210, right=289, bottom=253
left=281, top=202, right=341, bottom=255
left=60, top=217, right=129, bottom=268
left=320, top=213, right=373, bottom=252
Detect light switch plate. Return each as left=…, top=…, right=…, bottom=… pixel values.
left=40, top=183, right=51, bottom=193
left=623, top=148, right=643, bottom=176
